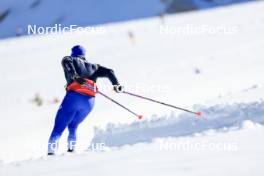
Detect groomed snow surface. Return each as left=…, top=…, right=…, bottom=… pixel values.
left=1, top=121, right=264, bottom=176
left=1, top=1, right=264, bottom=176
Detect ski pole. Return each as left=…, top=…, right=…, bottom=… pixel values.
left=122, top=91, right=202, bottom=117
left=98, top=91, right=143, bottom=120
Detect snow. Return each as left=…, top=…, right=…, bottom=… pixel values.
left=0, top=1, right=264, bottom=175
left=91, top=101, right=264, bottom=147
left=0, top=0, right=165, bottom=38
left=1, top=123, right=264, bottom=176
left=0, top=0, right=257, bottom=38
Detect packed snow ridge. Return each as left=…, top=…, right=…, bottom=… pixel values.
left=91, top=101, right=264, bottom=147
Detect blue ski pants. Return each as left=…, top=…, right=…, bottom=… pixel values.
left=48, top=91, right=94, bottom=153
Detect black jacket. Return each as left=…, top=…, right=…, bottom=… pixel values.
left=61, top=56, right=119, bottom=86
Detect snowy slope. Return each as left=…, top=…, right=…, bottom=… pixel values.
left=0, top=1, right=264, bottom=175
left=91, top=101, right=264, bottom=147
left=0, top=0, right=165, bottom=38
left=0, top=0, right=259, bottom=39
left=1, top=121, right=264, bottom=176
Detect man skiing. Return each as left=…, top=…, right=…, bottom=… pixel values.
left=48, top=45, right=123, bottom=155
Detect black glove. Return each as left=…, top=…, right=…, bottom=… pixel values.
left=113, top=85, right=124, bottom=93
left=75, top=77, right=86, bottom=85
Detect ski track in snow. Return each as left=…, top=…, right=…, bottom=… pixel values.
left=91, top=101, right=264, bottom=147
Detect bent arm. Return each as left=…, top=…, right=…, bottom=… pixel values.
left=90, top=65, right=119, bottom=85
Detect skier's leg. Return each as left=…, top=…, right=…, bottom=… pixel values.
left=48, top=92, right=78, bottom=154
left=67, top=96, right=95, bottom=151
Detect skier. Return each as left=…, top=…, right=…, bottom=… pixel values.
left=48, top=45, right=123, bottom=155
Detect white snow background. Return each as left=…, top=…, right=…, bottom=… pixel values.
left=0, top=1, right=264, bottom=175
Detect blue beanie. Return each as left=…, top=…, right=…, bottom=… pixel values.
left=71, top=45, right=86, bottom=57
